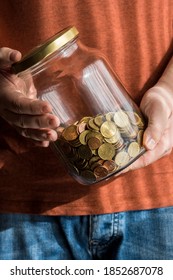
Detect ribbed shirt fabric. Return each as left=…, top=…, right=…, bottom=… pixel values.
left=0, top=0, right=173, bottom=215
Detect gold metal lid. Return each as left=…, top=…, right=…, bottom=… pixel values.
left=12, top=26, right=79, bottom=74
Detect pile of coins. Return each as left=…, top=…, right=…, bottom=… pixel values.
left=55, top=109, right=145, bottom=184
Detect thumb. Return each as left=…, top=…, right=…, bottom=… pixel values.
left=0, top=47, right=22, bottom=68
left=141, top=91, right=170, bottom=150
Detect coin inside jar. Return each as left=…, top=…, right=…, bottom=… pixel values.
left=127, top=142, right=140, bottom=158
left=113, top=110, right=130, bottom=128
left=94, top=165, right=109, bottom=178
left=62, top=125, right=78, bottom=141
left=100, top=121, right=117, bottom=138
left=103, top=160, right=117, bottom=172
left=98, top=143, right=115, bottom=160
left=55, top=108, right=145, bottom=184
left=115, top=150, right=130, bottom=166
left=87, top=137, right=102, bottom=150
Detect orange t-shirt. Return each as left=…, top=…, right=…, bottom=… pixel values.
left=0, top=0, right=173, bottom=215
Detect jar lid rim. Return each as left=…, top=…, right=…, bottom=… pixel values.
left=12, top=26, right=79, bottom=74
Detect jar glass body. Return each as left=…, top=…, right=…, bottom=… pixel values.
left=18, top=38, right=146, bottom=185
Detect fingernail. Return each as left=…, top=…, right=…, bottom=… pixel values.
left=42, top=141, right=49, bottom=147
left=48, top=118, right=59, bottom=127
left=47, top=130, right=58, bottom=141
left=42, top=105, right=51, bottom=113
left=146, top=137, right=156, bottom=150
left=42, top=133, right=49, bottom=140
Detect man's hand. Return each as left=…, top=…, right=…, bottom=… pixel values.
left=0, top=47, right=60, bottom=147
left=125, top=57, right=173, bottom=172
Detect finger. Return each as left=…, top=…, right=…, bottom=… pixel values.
left=28, top=139, right=50, bottom=147
left=141, top=93, right=170, bottom=150
left=3, top=91, right=53, bottom=115
left=34, top=141, right=50, bottom=147
left=4, top=109, right=60, bottom=129
left=126, top=128, right=172, bottom=171
left=14, top=127, right=58, bottom=141
left=0, top=47, right=22, bottom=67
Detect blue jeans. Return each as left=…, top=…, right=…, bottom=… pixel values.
left=0, top=207, right=173, bottom=260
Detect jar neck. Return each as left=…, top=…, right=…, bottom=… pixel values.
left=19, top=38, right=79, bottom=77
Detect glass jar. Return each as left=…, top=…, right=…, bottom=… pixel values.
left=12, top=26, right=146, bottom=185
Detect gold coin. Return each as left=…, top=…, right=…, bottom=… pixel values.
left=128, top=127, right=138, bottom=138
left=126, top=111, right=137, bottom=123
left=98, top=143, right=115, bottom=160
left=127, top=142, right=140, bottom=158
left=113, top=110, right=130, bottom=128
left=62, top=125, right=78, bottom=141
left=127, top=111, right=145, bottom=129
left=104, top=129, right=121, bottom=144
left=80, top=116, right=91, bottom=123
left=113, top=138, right=124, bottom=150
left=119, top=123, right=137, bottom=138
left=115, top=151, right=130, bottom=166
left=126, top=111, right=141, bottom=125
left=100, top=121, right=117, bottom=138
left=138, top=119, right=145, bottom=129
left=77, top=122, right=87, bottom=134
left=94, top=115, right=105, bottom=127
left=105, top=112, right=114, bottom=121
left=105, top=112, right=115, bottom=121
left=79, top=130, right=90, bottom=145
left=88, top=118, right=100, bottom=131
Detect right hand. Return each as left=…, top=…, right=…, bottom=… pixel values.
left=0, top=47, right=60, bottom=147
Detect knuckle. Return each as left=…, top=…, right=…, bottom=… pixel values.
left=149, top=122, right=162, bottom=134
left=0, top=47, right=11, bottom=64
left=28, top=100, right=37, bottom=114
left=141, top=155, right=151, bottom=167
left=13, top=126, right=26, bottom=137
left=20, top=128, right=29, bottom=138
left=11, top=98, right=23, bottom=114
left=165, top=148, right=172, bottom=156
left=19, top=115, right=25, bottom=128
left=0, top=47, right=6, bottom=60
left=35, top=116, right=42, bottom=128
